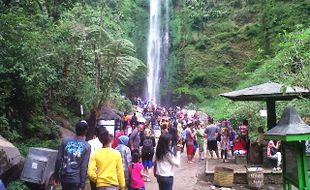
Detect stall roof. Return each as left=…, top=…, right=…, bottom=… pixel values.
left=220, top=82, right=309, bottom=101
left=265, top=107, right=310, bottom=141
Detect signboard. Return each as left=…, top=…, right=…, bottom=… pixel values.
left=98, top=120, right=115, bottom=126
left=98, top=120, right=115, bottom=135
left=284, top=143, right=298, bottom=183
left=260, top=110, right=267, bottom=117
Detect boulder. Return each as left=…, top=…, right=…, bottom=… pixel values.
left=0, top=135, right=24, bottom=186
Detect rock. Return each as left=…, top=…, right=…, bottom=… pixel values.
left=210, top=185, right=216, bottom=190
left=0, top=135, right=24, bottom=186
left=266, top=186, right=276, bottom=190
left=220, top=188, right=231, bottom=190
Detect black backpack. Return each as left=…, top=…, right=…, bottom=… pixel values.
left=142, top=138, right=153, bottom=154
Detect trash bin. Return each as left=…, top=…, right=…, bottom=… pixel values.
left=20, top=147, right=58, bottom=190
left=247, top=167, right=264, bottom=189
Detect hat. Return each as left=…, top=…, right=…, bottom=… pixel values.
left=118, top=135, right=129, bottom=145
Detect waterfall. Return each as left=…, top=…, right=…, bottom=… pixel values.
left=146, top=0, right=170, bottom=105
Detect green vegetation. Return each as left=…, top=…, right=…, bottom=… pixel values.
left=1, top=1, right=310, bottom=180
left=167, top=0, right=310, bottom=130
left=0, top=0, right=147, bottom=155
left=6, top=180, right=29, bottom=190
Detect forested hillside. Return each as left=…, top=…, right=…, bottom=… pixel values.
left=1, top=0, right=310, bottom=159
left=167, top=0, right=310, bottom=124
left=0, top=0, right=148, bottom=154
left=1, top=0, right=310, bottom=188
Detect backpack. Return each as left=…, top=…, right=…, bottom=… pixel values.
left=142, top=138, right=153, bottom=154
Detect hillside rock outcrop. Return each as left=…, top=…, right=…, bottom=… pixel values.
left=0, top=135, right=24, bottom=186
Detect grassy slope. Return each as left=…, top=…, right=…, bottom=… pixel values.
left=169, top=0, right=310, bottom=120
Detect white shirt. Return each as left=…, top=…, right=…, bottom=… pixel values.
left=155, top=151, right=181, bottom=177
left=88, top=137, right=102, bottom=155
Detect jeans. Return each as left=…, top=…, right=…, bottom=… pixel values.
left=269, top=152, right=282, bottom=167
left=61, top=183, right=80, bottom=190
left=157, top=175, right=173, bottom=190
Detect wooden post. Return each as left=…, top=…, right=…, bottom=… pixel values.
left=266, top=99, right=276, bottom=129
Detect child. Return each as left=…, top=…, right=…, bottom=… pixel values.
left=220, top=128, right=230, bottom=162
left=129, top=151, right=146, bottom=190
left=233, top=135, right=247, bottom=155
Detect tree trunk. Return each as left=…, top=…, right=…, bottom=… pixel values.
left=95, top=44, right=101, bottom=94
left=86, top=107, right=100, bottom=141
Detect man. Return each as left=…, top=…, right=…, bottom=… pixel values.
left=129, top=124, right=143, bottom=151
left=131, top=112, right=138, bottom=127
left=88, top=127, right=104, bottom=190
left=205, top=118, right=219, bottom=159
left=54, top=120, right=91, bottom=190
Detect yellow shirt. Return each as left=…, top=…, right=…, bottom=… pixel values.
left=88, top=147, right=125, bottom=189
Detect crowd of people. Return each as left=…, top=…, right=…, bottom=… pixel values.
left=53, top=100, right=282, bottom=190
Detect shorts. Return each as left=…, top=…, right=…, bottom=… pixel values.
left=207, top=140, right=218, bottom=151
left=142, top=160, right=153, bottom=168
left=186, top=144, right=194, bottom=156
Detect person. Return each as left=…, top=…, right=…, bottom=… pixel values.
left=256, top=127, right=265, bottom=146
left=0, top=179, right=5, bottom=190
left=88, top=129, right=125, bottom=190
left=116, top=135, right=132, bottom=187
left=169, top=123, right=178, bottom=153
left=88, top=127, right=104, bottom=190
left=196, top=123, right=205, bottom=160
left=130, top=124, right=143, bottom=152
left=249, top=127, right=265, bottom=164
left=154, top=133, right=181, bottom=190
left=228, top=126, right=236, bottom=156
left=185, top=122, right=196, bottom=163
left=181, top=125, right=187, bottom=153
left=239, top=120, right=249, bottom=151
left=267, top=140, right=282, bottom=171
left=112, top=128, right=124, bottom=149
left=54, top=120, right=91, bottom=190
left=233, top=135, right=247, bottom=155
left=131, top=113, right=138, bottom=127
left=220, top=128, right=230, bottom=162
left=141, top=128, right=155, bottom=182
left=128, top=151, right=146, bottom=190
left=205, top=118, right=220, bottom=159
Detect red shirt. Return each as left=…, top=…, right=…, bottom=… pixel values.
left=233, top=138, right=247, bottom=151
left=111, top=131, right=124, bottom=148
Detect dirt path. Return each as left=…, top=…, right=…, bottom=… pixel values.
left=145, top=151, right=205, bottom=190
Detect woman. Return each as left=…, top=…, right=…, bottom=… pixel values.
left=154, top=133, right=181, bottom=190
left=185, top=122, right=196, bottom=163
left=88, top=130, right=125, bottom=190
left=116, top=135, right=132, bottom=187
left=267, top=140, right=282, bottom=170
left=141, top=128, right=155, bottom=182
left=233, top=135, right=247, bottom=155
